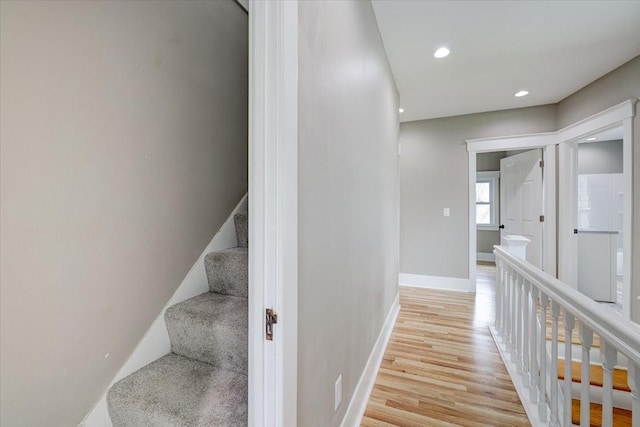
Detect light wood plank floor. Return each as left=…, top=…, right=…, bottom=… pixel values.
left=361, top=264, right=530, bottom=426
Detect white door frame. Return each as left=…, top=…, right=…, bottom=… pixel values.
left=248, top=1, right=298, bottom=426
left=556, top=100, right=636, bottom=317
left=467, top=99, right=635, bottom=316
left=466, top=133, right=558, bottom=289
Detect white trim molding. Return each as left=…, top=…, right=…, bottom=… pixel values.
left=466, top=138, right=557, bottom=287
left=466, top=132, right=556, bottom=153
left=556, top=99, right=636, bottom=143
left=477, top=252, right=496, bottom=263
left=556, top=99, right=636, bottom=318
left=249, top=0, right=299, bottom=426
left=489, top=326, right=548, bottom=427
left=235, top=0, right=248, bottom=13
left=399, top=273, right=473, bottom=292
left=339, top=294, right=400, bottom=427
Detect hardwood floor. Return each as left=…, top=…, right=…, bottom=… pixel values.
left=361, top=263, right=530, bottom=426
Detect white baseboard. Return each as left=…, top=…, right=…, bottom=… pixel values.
left=339, top=293, right=400, bottom=427
left=399, top=273, right=473, bottom=292
left=489, top=326, right=547, bottom=427
left=80, top=195, right=248, bottom=427
left=477, top=252, right=496, bottom=262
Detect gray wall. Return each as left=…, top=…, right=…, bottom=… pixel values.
left=476, top=152, right=506, bottom=253
left=579, top=140, right=623, bottom=174
left=298, top=1, right=399, bottom=425
left=478, top=230, right=500, bottom=254
left=477, top=151, right=506, bottom=172
left=400, top=105, right=557, bottom=278
left=557, top=55, right=640, bottom=321
left=0, top=1, right=248, bottom=425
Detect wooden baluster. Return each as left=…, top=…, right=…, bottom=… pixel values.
left=500, top=263, right=507, bottom=343
left=511, top=269, right=517, bottom=360
left=502, top=262, right=508, bottom=340
left=539, top=292, right=548, bottom=421
left=503, top=267, right=511, bottom=352
left=630, top=363, right=640, bottom=427
left=515, top=273, right=522, bottom=370
left=495, top=259, right=502, bottom=334
left=550, top=301, right=560, bottom=426
left=600, top=342, right=617, bottom=427
left=522, top=279, right=531, bottom=387
left=580, top=326, right=593, bottom=427
left=505, top=268, right=512, bottom=352
left=563, top=311, right=575, bottom=427
left=530, top=285, right=539, bottom=404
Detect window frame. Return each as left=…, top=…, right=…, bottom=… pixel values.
left=476, top=171, right=500, bottom=231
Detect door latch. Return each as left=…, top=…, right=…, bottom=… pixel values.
left=265, top=308, right=278, bottom=341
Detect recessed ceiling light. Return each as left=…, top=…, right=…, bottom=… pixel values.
left=399, top=108, right=405, bottom=113
left=586, top=137, right=597, bottom=141
left=514, top=90, right=529, bottom=97
left=434, top=47, right=450, bottom=59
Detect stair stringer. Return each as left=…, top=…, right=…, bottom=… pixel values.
left=80, top=194, right=248, bottom=427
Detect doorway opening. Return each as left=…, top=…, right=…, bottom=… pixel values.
left=474, top=148, right=547, bottom=289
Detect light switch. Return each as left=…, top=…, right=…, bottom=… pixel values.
left=444, top=208, right=450, bottom=217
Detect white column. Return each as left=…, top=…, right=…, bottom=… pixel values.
left=504, top=234, right=531, bottom=260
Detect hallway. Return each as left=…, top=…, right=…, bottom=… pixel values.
left=361, top=264, right=530, bottom=426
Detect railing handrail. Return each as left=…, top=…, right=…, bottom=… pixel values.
left=494, top=245, right=640, bottom=366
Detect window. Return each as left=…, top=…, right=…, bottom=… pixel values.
left=476, top=171, right=499, bottom=230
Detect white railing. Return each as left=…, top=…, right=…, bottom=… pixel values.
left=493, top=245, right=640, bottom=427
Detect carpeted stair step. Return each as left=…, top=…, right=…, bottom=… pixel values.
left=165, top=292, right=247, bottom=374
left=558, top=359, right=630, bottom=392
left=234, top=213, right=248, bottom=248
left=107, top=353, right=247, bottom=427
left=205, top=247, right=248, bottom=297
left=571, top=398, right=632, bottom=427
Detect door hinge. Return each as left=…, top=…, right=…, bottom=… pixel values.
left=539, top=160, right=544, bottom=168
left=539, top=215, right=545, bottom=222
left=265, top=308, right=278, bottom=341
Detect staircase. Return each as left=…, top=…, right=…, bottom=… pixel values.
left=542, top=306, right=633, bottom=426
left=557, top=349, right=632, bottom=426
left=491, top=245, right=640, bottom=427
left=107, top=214, right=249, bottom=426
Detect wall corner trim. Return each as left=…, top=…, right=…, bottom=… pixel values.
left=339, top=293, right=400, bottom=427
left=399, top=273, right=474, bottom=292
left=80, top=194, right=248, bottom=427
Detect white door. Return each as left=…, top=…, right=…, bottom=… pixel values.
left=500, top=149, right=544, bottom=269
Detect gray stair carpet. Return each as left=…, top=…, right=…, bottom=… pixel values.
left=107, top=213, right=248, bottom=426
left=204, top=247, right=248, bottom=298
left=234, top=214, right=248, bottom=248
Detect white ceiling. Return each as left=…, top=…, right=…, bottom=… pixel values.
left=371, top=1, right=640, bottom=123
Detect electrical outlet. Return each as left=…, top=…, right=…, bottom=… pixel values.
left=444, top=208, right=450, bottom=217
left=334, top=375, right=342, bottom=411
